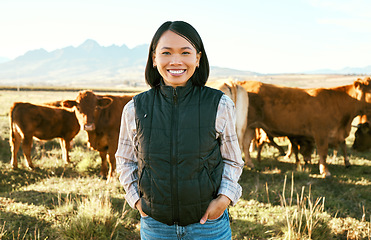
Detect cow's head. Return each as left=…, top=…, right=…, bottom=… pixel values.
left=62, top=90, right=113, bottom=132
left=352, top=122, right=371, bottom=152
left=354, top=77, right=371, bottom=101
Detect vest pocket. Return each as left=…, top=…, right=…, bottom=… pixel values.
left=138, top=166, right=145, bottom=197
left=203, top=163, right=217, bottom=194
left=201, top=145, right=224, bottom=197
left=203, top=160, right=224, bottom=199
left=201, top=143, right=221, bottom=170
left=139, top=166, right=151, bottom=199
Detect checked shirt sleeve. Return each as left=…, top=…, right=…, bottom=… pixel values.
left=215, top=94, right=244, bottom=206
left=115, top=99, right=140, bottom=209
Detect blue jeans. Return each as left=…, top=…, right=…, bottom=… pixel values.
left=140, top=209, right=231, bottom=240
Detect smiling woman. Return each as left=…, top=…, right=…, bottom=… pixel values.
left=152, top=30, right=201, bottom=88
left=115, top=20, right=244, bottom=239
left=144, top=21, right=210, bottom=88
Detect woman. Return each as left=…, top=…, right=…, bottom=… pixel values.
left=116, top=20, right=244, bottom=239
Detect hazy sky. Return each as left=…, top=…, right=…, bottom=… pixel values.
left=1, top=0, right=371, bottom=73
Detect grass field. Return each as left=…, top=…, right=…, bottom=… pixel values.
left=0, top=88, right=370, bottom=240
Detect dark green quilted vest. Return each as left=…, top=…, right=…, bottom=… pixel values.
left=134, top=81, right=224, bottom=226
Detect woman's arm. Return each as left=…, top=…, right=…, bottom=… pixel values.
left=216, top=94, right=244, bottom=205
left=115, top=100, right=141, bottom=209
left=200, top=94, right=244, bottom=224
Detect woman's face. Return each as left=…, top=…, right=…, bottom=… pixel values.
left=153, top=30, right=201, bottom=88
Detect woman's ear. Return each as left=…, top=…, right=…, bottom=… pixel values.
left=152, top=51, right=157, bottom=67
left=196, top=51, right=202, bottom=67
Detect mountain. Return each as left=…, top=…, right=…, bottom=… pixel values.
left=210, top=66, right=257, bottom=77
left=0, top=40, right=257, bottom=88
left=0, top=39, right=149, bottom=88
left=1, top=39, right=370, bottom=88
left=0, top=56, right=10, bottom=64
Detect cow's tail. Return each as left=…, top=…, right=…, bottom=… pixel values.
left=9, top=102, right=19, bottom=148
left=234, top=84, right=249, bottom=148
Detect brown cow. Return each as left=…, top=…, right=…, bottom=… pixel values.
left=208, top=81, right=301, bottom=167
left=238, top=79, right=371, bottom=177
left=10, top=102, right=80, bottom=169
left=62, top=90, right=136, bottom=181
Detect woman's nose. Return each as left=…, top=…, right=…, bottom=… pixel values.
left=170, top=54, right=182, bottom=65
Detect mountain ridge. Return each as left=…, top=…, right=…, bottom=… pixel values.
left=0, top=40, right=369, bottom=88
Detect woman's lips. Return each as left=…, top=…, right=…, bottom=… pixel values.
left=168, top=69, right=186, bottom=75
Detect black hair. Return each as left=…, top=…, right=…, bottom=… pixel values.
left=144, top=21, right=210, bottom=88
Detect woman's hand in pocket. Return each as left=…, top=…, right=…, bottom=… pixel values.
left=135, top=200, right=148, bottom=217
left=200, top=194, right=230, bottom=224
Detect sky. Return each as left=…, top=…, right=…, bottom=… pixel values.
left=1, top=0, right=371, bottom=74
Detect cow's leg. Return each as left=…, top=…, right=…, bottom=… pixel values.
left=318, top=154, right=331, bottom=178
left=256, top=142, right=264, bottom=162
left=242, top=127, right=255, bottom=168
left=301, top=141, right=313, bottom=165
left=339, top=140, right=350, bottom=167
left=330, top=146, right=337, bottom=163
left=314, top=137, right=331, bottom=177
left=10, top=129, right=21, bottom=169
left=285, top=141, right=293, bottom=159
left=303, top=153, right=312, bottom=165
left=291, top=141, right=301, bottom=169
left=22, top=136, right=34, bottom=169
left=59, top=138, right=71, bottom=164
left=267, top=136, right=286, bottom=157
left=99, top=151, right=109, bottom=179
left=106, top=152, right=117, bottom=183
left=286, top=138, right=302, bottom=169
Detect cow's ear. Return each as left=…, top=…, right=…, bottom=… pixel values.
left=97, top=97, right=113, bottom=109
left=354, top=80, right=362, bottom=89
left=62, top=100, right=77, bottom=108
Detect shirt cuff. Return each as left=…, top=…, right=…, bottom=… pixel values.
left=125, top=183, right=140, bottom=209
left=218, top=181, right=242, bottom=206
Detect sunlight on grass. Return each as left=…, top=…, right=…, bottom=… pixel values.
left=329, top=216, right=371, bottom=239
left=56, top=192, right=120, bottom=239
left=54, top=191, right=139, bottom=240
left=233, top=169, right=371, bottom=239
left=74, top=149, right=101, bottom=175
left=231, top=173, right=332, bottom=239
left=0, top=197, right=51, bottom=239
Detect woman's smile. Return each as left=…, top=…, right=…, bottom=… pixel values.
left=168, top=69, right=186, bottom=76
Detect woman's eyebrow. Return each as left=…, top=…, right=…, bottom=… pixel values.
left=160, top=46, right=193, bottom=50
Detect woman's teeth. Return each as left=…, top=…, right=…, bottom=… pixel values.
left=169, top=70, right=185, bottom=74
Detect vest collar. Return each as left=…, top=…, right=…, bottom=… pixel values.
left=159, top=79, right=194, bottom=100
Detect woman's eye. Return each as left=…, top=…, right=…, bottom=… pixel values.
left=161, top=51, right=170, bottom=55
left=182, top=51, right=191, bottom=55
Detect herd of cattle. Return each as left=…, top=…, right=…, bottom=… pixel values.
left=8, top=77, right=371, bottom=180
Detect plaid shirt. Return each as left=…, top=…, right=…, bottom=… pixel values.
left=115, top=94, right=244, bottom=209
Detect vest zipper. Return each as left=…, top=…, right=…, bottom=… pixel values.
left=171, top=88, right=179, bottom=223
